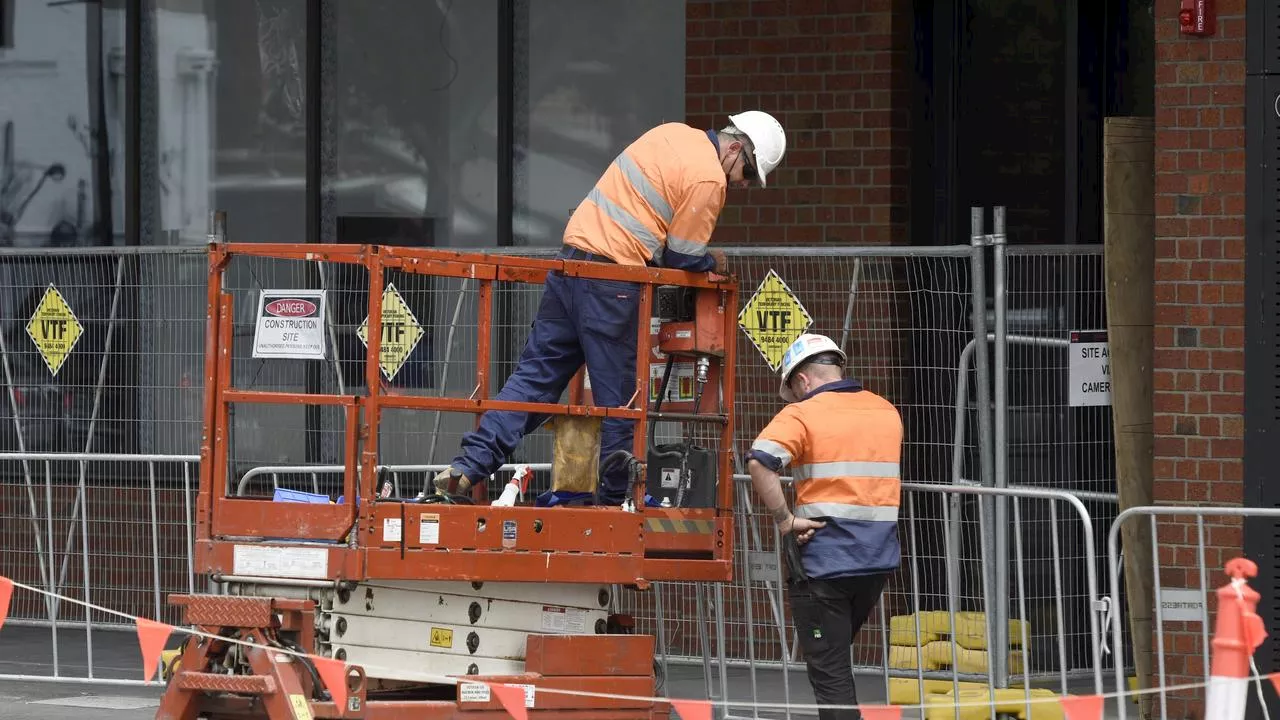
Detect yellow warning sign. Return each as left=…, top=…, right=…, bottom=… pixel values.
left=430, top=627, right=454, bottom=649
left=287, top=693, right=314, bottom=720
left=25, top=284, right=84, bottom=378
left=737, top=270, right=813, bottom=372
left=356, top=283, right=424, bottom=382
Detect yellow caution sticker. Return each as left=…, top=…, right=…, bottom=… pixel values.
left=287, top=693, right=314, bottom=720
left=355, top=282, right=425, bottom=382
left=430, top=627, right=453, bottom=649
left=737, top=270, right=813, bottom=371
left=26, top=284, right=83, bottom=378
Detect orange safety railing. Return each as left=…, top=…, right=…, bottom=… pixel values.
left=195, top=236, right=738, bottom=588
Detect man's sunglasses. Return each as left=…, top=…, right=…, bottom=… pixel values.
left=742, top=153, right=758, bottom=182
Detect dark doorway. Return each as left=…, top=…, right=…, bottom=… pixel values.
left=906, top=0, right=1154, bottom=680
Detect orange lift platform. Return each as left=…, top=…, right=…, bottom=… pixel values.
left=156, top=221, right=739, bottom=719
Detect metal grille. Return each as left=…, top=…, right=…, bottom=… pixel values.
left=0, top=453, right=200, bottom=680
left=999, top=245, right=1117, bottom=679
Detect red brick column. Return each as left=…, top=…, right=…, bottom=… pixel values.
left=684, top=0, right=912, bottom=247
left=1151, top=0, right=1246, bottom=714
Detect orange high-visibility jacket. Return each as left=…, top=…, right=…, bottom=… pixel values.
left=563, top=122, right=726, bottom=272
left=749, top=380, right=904, bottom=579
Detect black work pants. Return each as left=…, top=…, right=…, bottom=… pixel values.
left=788, top=573, right=890, bottom=720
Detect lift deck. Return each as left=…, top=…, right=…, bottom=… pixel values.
left=157, top=222, right=739, bottom=719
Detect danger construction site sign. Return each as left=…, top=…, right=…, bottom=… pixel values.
left=737, top=269, right=813, bottom=372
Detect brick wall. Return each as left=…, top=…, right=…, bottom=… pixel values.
left=1151, top=0, right=1247, bottom=715
left=685, top=0, right=912, bottom=247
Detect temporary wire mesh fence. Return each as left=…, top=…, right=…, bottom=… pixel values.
left=0, top=242, right=1129, bottom=693
left=0, top=452, right=201, bottom=682
left=670, top=476, right=1111, bottom=717
left=1107, top=507, right=1267, bottom=720
left=998, top=245, right=1118, bottom=682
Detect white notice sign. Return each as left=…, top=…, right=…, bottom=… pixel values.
left=1159, top=587, right=1206, bottom=623
left=252, top=290, right=327, bottom=360
left=1068, top=330, right=1111, bottom=407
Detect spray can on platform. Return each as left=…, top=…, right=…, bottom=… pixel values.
left=492, top=465, right=533, bottom=507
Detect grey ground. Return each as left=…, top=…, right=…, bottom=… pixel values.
left=0, top=623, right=1135, bottom=719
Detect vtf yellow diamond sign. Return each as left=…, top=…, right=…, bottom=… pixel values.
left=26, top=284, right=84, bottom=378
left=737, top=269, right=813, bottom=372
left=357, top=283, right=425, bottom=382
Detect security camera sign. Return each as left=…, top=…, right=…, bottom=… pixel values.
left=1068, top=330, right=1111, bottom=407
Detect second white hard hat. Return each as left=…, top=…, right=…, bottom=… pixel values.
left=728, top=110, right=787, bottom=188
left=778, top=333, right=846, bottom=402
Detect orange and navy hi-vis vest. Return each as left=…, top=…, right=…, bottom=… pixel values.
left=750, top=379, right=903, bottom=580
left=562, top=122, right=726, bottom=272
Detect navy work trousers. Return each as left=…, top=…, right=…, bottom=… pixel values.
left=451, top=268, right=641, bottom=505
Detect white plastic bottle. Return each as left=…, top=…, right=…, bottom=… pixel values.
left=492, top=465, right=532, bottom=507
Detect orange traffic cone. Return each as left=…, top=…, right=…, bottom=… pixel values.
left=1205, top=558, right=1267, bottom=720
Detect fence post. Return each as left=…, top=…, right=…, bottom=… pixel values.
left=969, top=208, right=1002, bottom=690
left=990, top=206, right=1010, bottom=689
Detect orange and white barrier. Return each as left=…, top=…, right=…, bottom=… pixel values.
left=1205, top=558, right=1268, bottom=720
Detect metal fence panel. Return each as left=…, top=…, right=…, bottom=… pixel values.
left=1107, top=507, right=1269, bottom=720
left=0, top=452, right=200, bottom=683
left=997, top=243, right=1120, bottom=682
left=698, top=478, right=1109, bottom=720
left=0, top=241, right=1129, bottom=701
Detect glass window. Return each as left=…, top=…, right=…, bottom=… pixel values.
left=0, top=0, right=129, bottom=455
left=514, top=0, right=685, bottom=247
left=142, top=0, right=306, bottom=246
left=1, top=0, right=127, bottom=248
left=323, top=0, right=498, bottom=249
left=140, top=0, right=311, bottom=461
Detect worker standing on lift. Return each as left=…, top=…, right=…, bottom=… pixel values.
left=432, top=111, right=788, bottom=506
left=747, top=333, right=904, bottom=720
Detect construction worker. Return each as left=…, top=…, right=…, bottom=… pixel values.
left=433, top=111, right=788, bottom=505
left=747, top=333, right=903, bottom=720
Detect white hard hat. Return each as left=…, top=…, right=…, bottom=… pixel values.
left=778, top=333, right=846, bottom=403
left=728, top=111, right=786, bottom=188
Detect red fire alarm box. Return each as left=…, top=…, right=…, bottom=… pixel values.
left=1179, top=0, right=1215, bottom=37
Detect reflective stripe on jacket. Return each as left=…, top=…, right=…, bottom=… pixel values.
left=750, top=379, right=903, bottom=580
left=563, top=123, right=725, bottom=271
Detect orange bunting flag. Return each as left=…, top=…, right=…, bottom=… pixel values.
left=311, top=655, right=349, bottom=711
left=135, top=617, right=173, bottom=683
left=1059, top=693, right=1104, bottom=720
left=490, top=682, right=529, bottom=720
left=671, top=699, right=713, bottom=720
left=0, top=576, right=12, bottom=632
left=861, top=704, right=904, bottom=720
left=1269, top=672, right=1280, bottom=695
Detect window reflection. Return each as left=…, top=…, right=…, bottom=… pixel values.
left=0, top=0, right=126, bottom=248
left=514, top=0, right=684, bottom=247
left=323, top=0, right=497, bottom=249
left=143, top=0, right=305, bottom=246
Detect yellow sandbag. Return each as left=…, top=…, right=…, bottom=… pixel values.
left=549, top=415, right=601, bottom=493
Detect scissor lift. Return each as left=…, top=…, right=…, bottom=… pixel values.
left=156, top=226, right=739, bottom=719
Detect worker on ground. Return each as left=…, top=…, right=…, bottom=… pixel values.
left=432, top=111, right=788, bottom=506
left=747, top=333, right=903, bottom=720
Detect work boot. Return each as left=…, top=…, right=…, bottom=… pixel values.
left=432, top=466, right=473, bottom=496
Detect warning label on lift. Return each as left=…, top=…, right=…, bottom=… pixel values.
left=540, top=606, right=588, bottom=633
left=737, top=270, right=813, bottom=372
left=356, top=283, right=425, bottom=382
left=429, top=627, right=453, bottom=649
left=26, top=284, right=83, bottom=378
